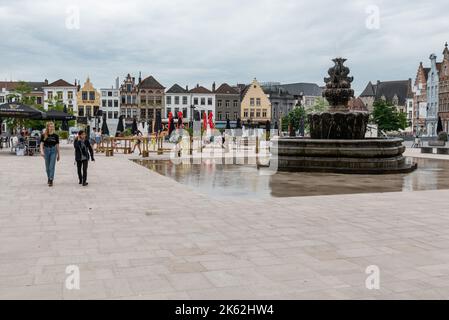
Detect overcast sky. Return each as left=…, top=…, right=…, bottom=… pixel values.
left=0, top=0, right=448, bottom=94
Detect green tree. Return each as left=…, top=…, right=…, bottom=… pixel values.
left=372, top=100, right=407, bottom=132
left=281, top=97, right=329, bottom=132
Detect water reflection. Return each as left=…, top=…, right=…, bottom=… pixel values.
left=134, top=158, right=449, bottom=198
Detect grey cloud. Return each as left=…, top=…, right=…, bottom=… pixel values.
left=0, top=0, right=448, bottom=94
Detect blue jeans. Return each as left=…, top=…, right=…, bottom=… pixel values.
left=44, top=146, right=57, bottom=180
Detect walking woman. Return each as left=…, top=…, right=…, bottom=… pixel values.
left=74, top=130, right=95, bottom=186
left=39, top=122, right=60, bottom=187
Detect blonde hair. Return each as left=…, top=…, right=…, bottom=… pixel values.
left=43, top=122, right=55, bottom=140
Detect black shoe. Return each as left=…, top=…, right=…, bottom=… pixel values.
left=79, top=180, right=82, bottom=185
left=82, top=182, right=88, bottom=186
left=49, top=180, right=53, bottom=187
left=48, top=179, right=51, bottom=185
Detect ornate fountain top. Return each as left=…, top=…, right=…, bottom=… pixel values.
left=323, top=57, right=354, bottom=111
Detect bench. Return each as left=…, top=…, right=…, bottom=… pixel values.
left=421, top=147, right=433, bottom=154
left=428, top=141, right=446, bottom=147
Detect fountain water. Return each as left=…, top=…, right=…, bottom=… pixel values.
left=273, top=58, right=417, bottom=174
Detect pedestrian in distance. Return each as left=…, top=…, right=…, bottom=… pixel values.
left=74, top=130, right=95, bottom=186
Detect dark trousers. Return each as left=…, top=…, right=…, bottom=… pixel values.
left=76, top=160, right=88, bottom=183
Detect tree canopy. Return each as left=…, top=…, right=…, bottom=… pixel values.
left=372, top=100, right=407, bottom=132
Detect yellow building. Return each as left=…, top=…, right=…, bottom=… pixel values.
left=241, top=78, right=271, bottom=125
left=77, top=77, right=100, bottom=118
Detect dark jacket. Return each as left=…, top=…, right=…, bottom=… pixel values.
left=74, top=138, right=95, bottom=162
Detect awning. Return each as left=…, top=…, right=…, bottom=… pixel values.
left=40, top=110, right=76, bottom=121
left=0, top=102, right=43, bottom=119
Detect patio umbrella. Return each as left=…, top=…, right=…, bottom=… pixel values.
left=101, top=113, right=109, bottom=136
left=265, top=120, right=271, bottom=139
left=116, top=115, right=124, bottom=134
left=177, top=111, right=183, bottom=129
left=437, top=116, right=444, bottom=134
left=155, top=111, right=162, bottom=133
left=0, top=102, right=42, bottom=119
left=236, top=118, right=242, bottom=129
left=208, top=112, right=214, bottom=129
left=226, top=119, right=231, bottom=129
left=202, top=112, right=207, bottom=130
left=42, top=109, right=75, bottom=121
left=168, top=112, right=173, bottom=134
left=169, top=116, right=175, bottom=136
left=132, top=118, right=138, bottom=134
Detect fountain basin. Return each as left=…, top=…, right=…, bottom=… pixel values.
left=272, top=137, right=417, bottom=174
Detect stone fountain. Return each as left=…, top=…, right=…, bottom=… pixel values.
left=273, top=58, right=417, bottom=174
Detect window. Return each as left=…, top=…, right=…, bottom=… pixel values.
left=175, top=96, right=180, bottom=105
left=201, top=98, right=206, bottom=105
left=94, top=106, right=99, bottom=116
left=114, top=91, right=118, bottom=97
left=82, top=91, right=88, bottom=100
left=218, top=100, right=222, bottom=107
left=256, top=98, right=261, bottom=106
left=262, top=110, right=267, bottom=118
left=167, top=96, right=172, bottom=105
left=57, top=91, right=63, bottom=100
left=0, top=96, right=5, bottom=103
left=68, top=105, right=73, bottom=113
left=155, top=97, right=162, bottom=105
left=194, top=98, right=198, bottom=105
left=36, top=97, right=42, bottom=105
left=182, top=96, right=188, bottom=105
left=250, top=98, right=255, bottom=106
left=208, top=98, right=213, bottom=105
left=140, top=109, right=147, bottom=119
left=234, top=112, right=238, bottom=120
left=127, top=84, right=132, bottom=92
left=114, top=111, right=118, bottom=119
left=121, top=96, right=126, bottom=104
left=225, top=112, right=229, bottom=120
left=102, top=100, right=107, bottom=107
left=126, top=96, right=131, bottom=104
left=244, top=109, right=248, bottom=118
left=102, top=91, right=107, bottom=97
left=126, top=109, right=131, bottom=118
left=47, top=91, right=53, bottom=100
left=68, top=91, right=73, bottom=100
left=132, top=95, right=136, bottom=104
left=250, top=110, right=254, bottom=118
left=256, top=110, right=261, bottom=118
left=225, top=100, right=230, bottom=108
left=114, top=100, right=118, bottom=108
left=86, top=106, right=92, bottom=117
left=108, top=100, right=112, bottom=107
left=108, top=111, right=113, bottom=119
left=108, top=91, right=112, bottom=97
left=217, top=112, right=222, bottom=120
left=141, top=96, right=147, bottom=104
left=78, top=106, right=84, bottom=117
left=132, top=109, right=137, bottom=117
left=233, top=100, right=238, bottom=108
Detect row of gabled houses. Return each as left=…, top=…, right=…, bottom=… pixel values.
left=358, top=42, right=449, bottom=137
left=1, top=74, right=323, bottom=134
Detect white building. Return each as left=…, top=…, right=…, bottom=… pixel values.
left=42, top=79, right=78, bottom=113
left=189, top=84, right=215, bottom=121
left=426, top=54, right=440, bottom=137
left=165, top=84, right=191, bottom=120
left=100, top=80, right=121, bottom=136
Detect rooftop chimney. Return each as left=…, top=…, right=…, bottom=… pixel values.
left=212, top=82, right=216, bottom=92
